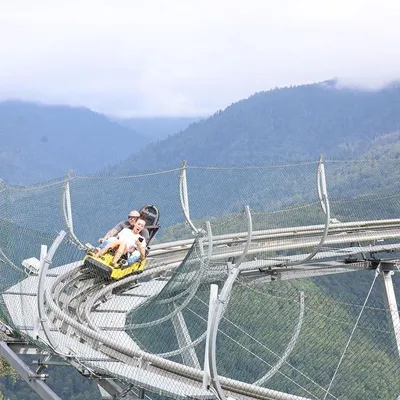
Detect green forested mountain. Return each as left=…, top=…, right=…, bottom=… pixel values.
left=113, top=80, right=400, bottom=173
left=0, top=101, right=150, bottom=185
left=3, top=81, right=400, bottom=186
left=1, top=82, right=400, bottom=399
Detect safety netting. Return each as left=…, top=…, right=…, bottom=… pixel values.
left=0, top=158, right=399, bottom=400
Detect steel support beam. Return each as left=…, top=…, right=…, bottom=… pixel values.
left=171, top=307, right=201, bottom=369
left=0, top=341, right=62, bottom=400
left=379, top=263, right=400, bottom=360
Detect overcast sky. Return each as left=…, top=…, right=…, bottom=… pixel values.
left=1, top=0, right=400, bottom=117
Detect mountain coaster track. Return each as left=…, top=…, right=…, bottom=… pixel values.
left=2, top=218, right=400, bottom=400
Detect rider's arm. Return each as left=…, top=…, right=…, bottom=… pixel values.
left=99, top=228, right=117, bottom=243
left=99, top=222, right=124, bottom=243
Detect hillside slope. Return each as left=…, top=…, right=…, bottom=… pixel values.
left=0, top=101, right=150, bottom=185
left=113, top=81, right=400, bottom=173
left=113, top=116, right=202, bottom=141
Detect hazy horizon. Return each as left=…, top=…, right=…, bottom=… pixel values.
left=2, top=1, right=400, bottom=117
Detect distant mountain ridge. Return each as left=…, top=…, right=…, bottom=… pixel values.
left=2, top=81, right=400, bottom=186
left=113, top=116, right=203, bottom=141
left=112, top=81, right=400, bottom=173
left=0, top=101, right=150, bottom=185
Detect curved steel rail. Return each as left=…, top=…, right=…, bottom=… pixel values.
left=45, top=266, right=310, bottom=400
left=18, top=220, right=400, bottom=400
left=253, top=291, right=305, bottom=386
left=287, top=156, right=330, bottom=267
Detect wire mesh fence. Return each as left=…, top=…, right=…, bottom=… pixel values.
left=0, top=158, right=399, bottom=399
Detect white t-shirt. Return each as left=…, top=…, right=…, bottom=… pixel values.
left=117, top=228, right=146, bottom=252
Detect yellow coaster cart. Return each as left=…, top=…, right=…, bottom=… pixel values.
left=82, top=205, right=160, bottom=281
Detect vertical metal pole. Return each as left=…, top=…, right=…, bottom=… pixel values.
left=317, top=154, right=328, bottom=216
left=380, top=268, right=400, bottom=359
left=235, top=205, right=253, bottom=269
left=203, top=284, right=218, bottom=389
left=181, top=161, right=190, bottom=221
left=37, top=230, right=68, bottom=355
left=64, top=170, right=74, bottom=233
left=179, top=160, right=200, bottom=234
left=203, top=221, right=216, bottom=389
left=62, top=171, right=86, bottom=248
left=208, top=269, right=240, bottom=400
left=205, top=206, right=253, bottom=398
left=290, top=156, right=331, bottom=266
left=33, top=245, right=48, bottom=338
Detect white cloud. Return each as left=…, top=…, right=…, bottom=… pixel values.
left=1, top=0, right=400, bottom=116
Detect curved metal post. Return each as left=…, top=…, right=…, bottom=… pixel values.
left=235, top=205, right=253, bottom=269
left=203, top=284, right=218, bottom=389
left=317, top=154, right=328, bottom=216
left=165, top=225, right=212, bottom=369
left=207, top=269, right=239, bottom=400
left=202, top=221, right=215, bottom=388
left=206, top=206, right=252, bottom=399
left=62, top=170, right=85, bottom=249
left=126, top=231, right=210, bottom=329
left=179, top=160, right=200, bottom=234
left=37, top=230, right=69, bottom=355
left=64, top=170, right=74, bottom=233
left=253, top=291, right=305, bottom=386
left=379, top=263, right=400, bottom=359
left=289, top=156, right=331, bottom=266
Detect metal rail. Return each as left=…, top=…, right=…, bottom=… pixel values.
left=3, top=220, right=400, bottom=400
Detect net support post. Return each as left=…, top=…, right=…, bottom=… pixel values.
left=204, top=206, right=253, bottom=397
left=289, top=155, right=331, bottom=266
left=179, top=160, right=202, bottom=235
left=64, top=170, right=74, bottom=233
left=203, top=283, right=218, bottom=390
left=379, top=262, right=400, bottom=360
left=207, top=268, right=240, bottom=400
left=171, top=308, right=201, bottom=369
left=37, top=230, right=69, bottom=356
left=253, top=291, right=305, bottom=386
left=62, top=170, right=85, bottom=248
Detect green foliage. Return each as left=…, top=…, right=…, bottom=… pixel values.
left=0, top=363, right=100, bottom=400
left=114, top=81, right=400, bottom=174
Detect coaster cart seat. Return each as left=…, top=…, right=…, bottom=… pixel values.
left=82, top=205, right=160, bottom=281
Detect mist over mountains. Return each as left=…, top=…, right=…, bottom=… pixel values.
left=113, top=80, right=400, bottom=174
left=112, top=116, right=203, bottom=141
left=0, top=101, right=197, bottom=185
left=1, top=80, right=400, bottom=185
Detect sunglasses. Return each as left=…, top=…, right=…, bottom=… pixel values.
left=128, top=215, right=138, bottom=220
